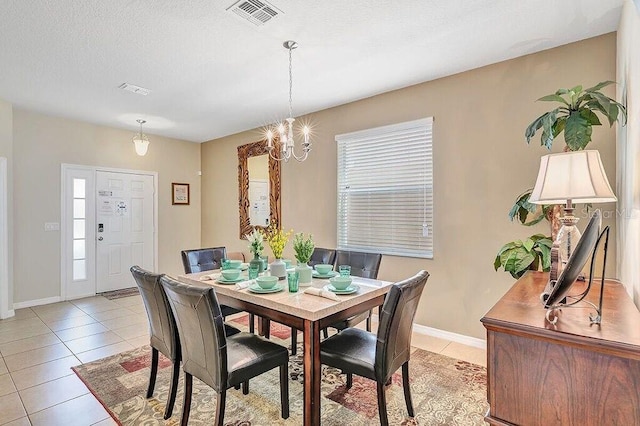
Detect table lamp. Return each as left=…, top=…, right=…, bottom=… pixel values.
left=529, top=150, right=616, bottom=275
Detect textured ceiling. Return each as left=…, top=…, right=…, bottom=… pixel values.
left=0, top=0, right=624, bottom=142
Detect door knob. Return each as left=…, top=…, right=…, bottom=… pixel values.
left=98, top=236, right=103, bottom=241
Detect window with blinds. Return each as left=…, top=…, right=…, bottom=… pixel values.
left=335, top=118, right=433, bottom=259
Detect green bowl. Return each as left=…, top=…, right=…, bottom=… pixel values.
left=314, top=264, right=333, bottom=275
left=221, top=269, right=241, bottom=280
left=329, top=276, right=352, bottom=290
left=224, top=260, right=242, bottom=270
left=256, top=275, right=278, bottom=289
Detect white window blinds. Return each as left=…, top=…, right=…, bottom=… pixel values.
left=336, top=118, right=433, bottom=259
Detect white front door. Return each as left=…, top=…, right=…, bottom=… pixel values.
left=96, top=171, right=154, bottom=292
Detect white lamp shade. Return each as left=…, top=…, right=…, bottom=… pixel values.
left=133, top=135, right=149, bottom=156
left=529, top=150, right=616, bottom=204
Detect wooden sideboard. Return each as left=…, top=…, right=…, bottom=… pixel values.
left=481, top=271, right=640, bottom=425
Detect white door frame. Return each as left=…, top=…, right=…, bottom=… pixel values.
left=0, top=157, right=12, bottom=318
left=61, top=164, right=158, bottom=300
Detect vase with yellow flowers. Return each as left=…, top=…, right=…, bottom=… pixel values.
left=265, top=225, right=293, bottom=280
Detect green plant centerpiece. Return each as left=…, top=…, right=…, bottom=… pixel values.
left=293, top=233, right=315, bottom=285
left=246, top=228, right=266, bottom=272
left=495, top=81, right=626, bottom=278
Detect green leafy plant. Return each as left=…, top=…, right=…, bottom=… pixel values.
left=508, top=190, right=553, bottom=226
left=293, top=233, right=314, bottom=264
left=525, top=81, right=626, bottom=151
left=494, top=234, right=553, bottom=279
left=495, top=81, right=626, bottom=278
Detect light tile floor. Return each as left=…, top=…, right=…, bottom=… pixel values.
left=0, top=295, right=486, bottom=425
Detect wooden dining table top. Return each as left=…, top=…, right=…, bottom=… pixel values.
left=176, top=271, right=393, bottom=321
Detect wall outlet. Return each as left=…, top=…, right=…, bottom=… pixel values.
left=44, top=222, right=60, bottom=231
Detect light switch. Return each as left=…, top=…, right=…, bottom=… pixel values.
left=44, top=222, right=60, bottom=231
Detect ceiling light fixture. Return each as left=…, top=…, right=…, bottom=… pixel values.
left=132, top=119, right=150, bottom=156
left=266, top=40, right=311, bottom=162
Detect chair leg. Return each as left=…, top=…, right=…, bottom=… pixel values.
left=234, top=384, right=241, bottom=390
left=291, top=328, right=297, bottom=355
left=180, top=372, right=193, bottom=426
left=146, top=348, right=158, bottom=398
left=346, top=373, right=353, bottom=389
left=402, top=362, right=415, bottom=417
left=249, top=314, right=255, bottom=333
left=163, top=360, right=180, bottom=419
left=280, top=363, right=290, bottom=419
left=214, top=390, right=226, bottom=426
left=366, top=310, right=372, bottom=331
left=242, top=380, right=249, bottom=395
left=322, top=328, right=329, bottom=339
left=376, top=381, right=389, bottom=426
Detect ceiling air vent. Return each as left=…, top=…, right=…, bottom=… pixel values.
left=118, top=83, right=151, bottom=96
left=227, top=0, right=282, bottom=26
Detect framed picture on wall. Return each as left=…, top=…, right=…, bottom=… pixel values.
left=172, top=183, right=190, bottom=205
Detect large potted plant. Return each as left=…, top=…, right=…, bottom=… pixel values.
left=293, top=233, right=314, bottom=286
left=495, top=81, right=626, bottom=277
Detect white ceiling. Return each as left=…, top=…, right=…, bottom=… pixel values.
left=0, top=0, right=624, bottom=142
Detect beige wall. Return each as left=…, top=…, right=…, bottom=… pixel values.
left=617, top=0, right=640, bottom=307
left=202, top=33, right=618, bottom=339
left=0, top=99, right=13, bottom=308
left=12, top=109, right=201, bottom=303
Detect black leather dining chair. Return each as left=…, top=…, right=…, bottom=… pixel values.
left=328, top=250, right=383, bottom=333
left=130, top=266, right=181, bottom=420
left=131, top=266, right=241, bottom=419
left=181, top=246, right=255, bottom=333
left=160, top=275, right=290, bottom=426
left=320, top=270, right=429, bottom=425
left=290, top=247, right=339, bottom=353
left=308, top=247, right=337, bottom=268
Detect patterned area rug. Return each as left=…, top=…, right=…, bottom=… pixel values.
left=72, top=325, right=487, bottom=425
left=99, top=287, right=140, bottom=300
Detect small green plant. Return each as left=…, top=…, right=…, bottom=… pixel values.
left=293, top=233, right=314, bottom=264
left=246, top=228, right=264, bottom=258
left=494, top=234, right=553, bottom=279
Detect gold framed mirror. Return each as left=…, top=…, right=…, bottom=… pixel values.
left=238, top=139, right=281, bottom=238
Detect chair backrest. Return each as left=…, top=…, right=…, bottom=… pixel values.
left=308, top=248, right=336, bottom=268
left=181, top=246, right=227, bottom=273
left=130, top=266, right=180, bottom=362
left=160, top=275, right=228, bottom=392
left=375, top=270, right=429, bottom=382
left=335, top=250, right=382, bottom=279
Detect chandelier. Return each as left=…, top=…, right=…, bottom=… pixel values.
left=132, top=119, right=149, bottom=156
left=266, top=40, right=311, bottom=162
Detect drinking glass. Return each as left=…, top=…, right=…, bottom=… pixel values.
left=221, top=259, right=230, bottom=270
left=287, top=271, right=299, bottom=292
left=339, top=265, right=351, bottom=277
left=248, top=264, right=260, bottom=279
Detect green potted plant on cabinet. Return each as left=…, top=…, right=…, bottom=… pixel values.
left=494, top=81, right=626, bottom=277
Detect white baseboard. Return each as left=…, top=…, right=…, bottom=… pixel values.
left=412, top=323, right=486, bottom=350
left=13, top=296, right=62, bottom=309
left=0, top=309, right=15, bottom=319
left=372, top=314, right=486, bottom=350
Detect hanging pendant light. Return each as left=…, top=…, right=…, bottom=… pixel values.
left=132, top=119, right=149, bottom=156
left=266, top=40, right=311, bottom=162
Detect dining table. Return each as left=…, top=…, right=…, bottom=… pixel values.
left=177, top=270, right=393, bottom=426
